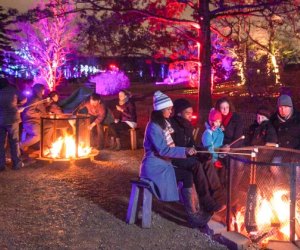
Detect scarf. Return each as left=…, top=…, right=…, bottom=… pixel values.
left=163, top=120, right=175, bottom=147
left=222, top=112, right=233, bottom=128
left=277, top=109, right=293, bottom=123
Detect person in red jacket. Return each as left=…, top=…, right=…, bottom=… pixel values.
left=77, top=93, right=110, bottom=150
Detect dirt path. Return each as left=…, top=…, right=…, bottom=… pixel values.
left=0, top=149, right=227, bottom=249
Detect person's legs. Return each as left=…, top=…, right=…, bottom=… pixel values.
left=174, top=167, right=211, bottom=228
left=193, top=161, right=226, bottom=213
left=113, top=122, right=131, bottom=151
left=21, top=122, right=40, bottom=148
left=7, top=123, right=22, bottom=168
left=0, top=126, right=6, bottom=170
left=202, top=159, right=225, bottom=203
left=95, top=123, right=104, bottom=149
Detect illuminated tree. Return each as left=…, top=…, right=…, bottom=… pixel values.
left=72, top=0, right=299, bottom=115
left=0, top=6, right=18, bottom=76
left=13, top=0, right=78, bottom=91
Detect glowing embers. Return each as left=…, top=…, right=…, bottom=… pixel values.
left=48, top=134, right=91, bottom=159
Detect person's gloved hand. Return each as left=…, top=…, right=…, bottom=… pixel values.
left=214, top=160, right=223, bottom=169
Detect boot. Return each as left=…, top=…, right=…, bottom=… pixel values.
left=181, top=188, right=212, bottom=228
left=115, top=138, right=121, bottom=151
left=109, top=137, right=115, bottom=150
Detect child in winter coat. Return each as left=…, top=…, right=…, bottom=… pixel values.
left=202, top=109, right=224, bottom=168
left=245, top=106, right=278, bottom=146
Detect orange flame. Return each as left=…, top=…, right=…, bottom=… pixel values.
left=48, top=135, right=91, bottom=159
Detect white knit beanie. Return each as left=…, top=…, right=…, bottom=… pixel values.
left=153, top=91, right=173, bottom=111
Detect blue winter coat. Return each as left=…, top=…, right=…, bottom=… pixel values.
left=139, top=122, right=186, bottom=201
left=201, top=123, right=224, bottom=162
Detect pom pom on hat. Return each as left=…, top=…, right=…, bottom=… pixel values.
left=209, top=108, right=222, bottom=122
left=277, top=94, right=293, bottom=107
left=173, top=98, right=192, bottom=115
left=153, top=91, right=173, bottom=111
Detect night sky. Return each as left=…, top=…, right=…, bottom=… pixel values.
left=1, top=0, right=39, bottom=12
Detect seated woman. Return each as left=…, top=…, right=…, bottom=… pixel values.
left=139, top=91, right=211, bottom=228
left=109, top=90, right=137, bottom=151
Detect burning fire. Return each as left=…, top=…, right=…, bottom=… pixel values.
left=47, top=135, right=91, bottom=159
left=233, top=189, right=298, bottom=243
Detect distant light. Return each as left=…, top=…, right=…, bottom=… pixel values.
left=192, top=115, right=197, bottom=120
left=23, top=90, right=32, bottom=96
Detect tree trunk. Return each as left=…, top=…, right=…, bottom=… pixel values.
left=198, top=0, right=212, bottom=124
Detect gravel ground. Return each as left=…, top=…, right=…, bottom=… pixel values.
left=0, top=149, right=228, bottom=250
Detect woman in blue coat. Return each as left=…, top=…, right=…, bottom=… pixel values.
left=140, top=91, right=211, bottom=227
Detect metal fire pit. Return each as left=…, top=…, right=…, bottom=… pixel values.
left=39, top=114, right=98, bottom=162
left=226, top=146, right=300, bottom=247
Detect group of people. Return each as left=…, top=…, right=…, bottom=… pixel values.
left=139, top=90, right=300, bottom=228
left=0, top=78, right=137, bottom=171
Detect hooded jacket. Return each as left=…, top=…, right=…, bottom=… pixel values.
left=202, top=122, right=224, bottom=162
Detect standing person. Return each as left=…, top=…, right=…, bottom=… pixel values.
left=245, top=106, right=278, bottom=146
left=109, top=90, right=137, bottom=151
left=139, top=91, right=211, bottom=228
left=20, top=83, right=52, bottom=152
left=77, top=93, right=112, bottom=150
left=171, top=99, right=226, bottom=214
left=0, top=78, right=24, bottom=170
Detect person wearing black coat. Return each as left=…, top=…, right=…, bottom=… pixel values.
left=245, top=106, right=278, bottom=146
left=0, top=78, right=24, bottom=170
left=270, top=95, right=300, bottom=149
left=170, top=98, right=226, bottom=214
left=269, top=95, right=300, bottom=186
left=215, top=97, right=244, bottom=203
left=109, top=90, right=137, bottom=150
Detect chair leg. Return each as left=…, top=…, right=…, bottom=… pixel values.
left=142, top=188, right=152, bottom=228
left=130, top=129, right=137, bottom=150
left=126, top=184, right=140, bottom=224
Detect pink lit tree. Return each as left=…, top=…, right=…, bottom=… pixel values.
left=74, top=0, right=299, bottom=115
left=13, top=0, right=78, bottom=91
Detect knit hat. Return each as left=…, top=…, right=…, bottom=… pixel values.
left=173, top=98, right=192, bottom=115
left=153, top=91, right=173, bottom=111
left=257, top=106, right=272, bottom=119
left=209, top=108, right=222, bottom=122
left=277, top=94, right=293, bottom=107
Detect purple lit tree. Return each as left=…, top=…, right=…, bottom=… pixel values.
left=12, top=0, right=78, bottom=91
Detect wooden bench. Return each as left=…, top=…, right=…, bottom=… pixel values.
left=126, top=178, right=153, bottom=228
left=126, top=178, right=184, bottom=228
